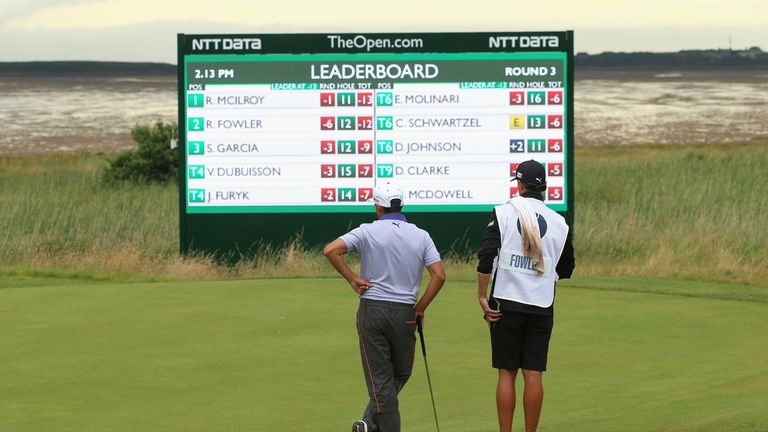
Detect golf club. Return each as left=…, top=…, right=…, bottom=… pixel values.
left=417, top=317, right=440, bottom=432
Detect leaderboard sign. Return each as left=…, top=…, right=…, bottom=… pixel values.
left=178, top=32, right=573, bottom=255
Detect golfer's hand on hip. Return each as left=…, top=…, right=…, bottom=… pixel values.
left=350, top=277, right=372, bottom=294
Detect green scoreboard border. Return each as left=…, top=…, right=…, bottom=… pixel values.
left=177, top=31, right=574, bottom=258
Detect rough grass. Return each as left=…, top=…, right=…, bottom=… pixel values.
left=0, top=143, right=766, bottom=286
left=574, top=143, right=768, bottom=285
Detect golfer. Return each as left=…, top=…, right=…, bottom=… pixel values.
left=324, top=182, right=446, bottom=432
left=477, top=159, right=574, bottom=432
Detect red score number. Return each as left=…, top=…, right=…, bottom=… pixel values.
left=357, top=116, right=373, bottom=130
left=547, top=91, right=562, bottom=105
left=358, top=188, right=373, bottom=202
left=357, top=140, right=373, bottom=154
left=509, top=163, right=519, bottom=177
left=357, top=92, right=373, bottom=106
left=321, top=188, right=336, bottom=202
left=320, top=140, right=335, bottom=154
left=547, top=115, right=563, bottom=129
left=509, top=187, right=519, bottom=198
left=548, top=163, right=563, bottom=177
left=320, top=92, right=335, bottom=107
left=509, top=91, right=525, bottom=105
left=357, top=164, right=373, bottom=178
left=320, top=164, right=336, bottom=178
left=547, top=139, right=563, bottom=153
left=321, top=116, right=336, bottom=130
left=548, top=187, right=563, bottom=201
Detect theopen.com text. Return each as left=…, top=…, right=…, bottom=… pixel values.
left=327, top=35, right=424, bottom=51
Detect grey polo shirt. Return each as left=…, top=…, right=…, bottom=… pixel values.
left=340, top=214, right=441, bottom=304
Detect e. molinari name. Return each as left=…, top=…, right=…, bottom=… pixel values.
left=205, top=95, right=265, bottom=106
left=207, top=167, right=281, bottom=176
left=395, top=94, right=460, bottom=104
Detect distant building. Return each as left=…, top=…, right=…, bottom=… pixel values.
left=739, top=47, right=765, bottom=59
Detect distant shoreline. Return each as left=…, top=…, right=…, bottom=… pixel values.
left=1, top=49, right=766, bottom=78
left=576, top=69, right=768, bottom=82
left=0, top=61, right=176, bottom=77
left=1, top=69, right=763, bottom=83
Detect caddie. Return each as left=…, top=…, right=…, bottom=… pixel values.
left=476, top=159, right=575, bottom=432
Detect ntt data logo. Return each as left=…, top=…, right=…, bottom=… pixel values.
left=328, top=35, right=424, bottom=51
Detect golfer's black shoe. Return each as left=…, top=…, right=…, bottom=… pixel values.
left=351, top=419, right=371, bottom=432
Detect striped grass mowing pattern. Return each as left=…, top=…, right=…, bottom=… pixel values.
left=1, top=144, right=766, bottom=285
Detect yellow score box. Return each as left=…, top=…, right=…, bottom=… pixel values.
left=509, top=115, right=525, bottom=129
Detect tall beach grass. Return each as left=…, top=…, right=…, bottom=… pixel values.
left=1, top=144, right=766, bottom=285
left=574, top=143, right=768, bottom=285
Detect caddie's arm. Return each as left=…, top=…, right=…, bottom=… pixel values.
left=323, top=238, right=372, bottom=294
left=414, top=261, right=446, bottom=325
left=477, top=273, right=502, bottom=323
left=477, top=210, right=502, bottom=322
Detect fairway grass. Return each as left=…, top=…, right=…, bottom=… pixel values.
left=2, top=277, right=766, bottom=432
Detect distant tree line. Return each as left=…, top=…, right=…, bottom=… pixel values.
left=576, top=48, right=768, bottom=70
left=0, top=61, right=176, bottom=76
left=2, top=47, right=766, bottom=76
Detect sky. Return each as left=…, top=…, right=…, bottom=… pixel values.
left=1, top=0, right=766, bottom=63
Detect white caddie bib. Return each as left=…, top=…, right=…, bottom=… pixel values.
left=492, top=197, right=569, bottom=307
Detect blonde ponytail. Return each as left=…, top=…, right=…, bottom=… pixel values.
left=510, top=197, right=545, bottom=275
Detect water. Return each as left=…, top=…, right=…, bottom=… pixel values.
left=578, top=76, right=768, bottom=146
left=1, top=73, right=767, bottom=155
left=0, top=76, right=176, bottom=155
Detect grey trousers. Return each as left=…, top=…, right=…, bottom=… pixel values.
left=356, top=298, right=417, bottom=432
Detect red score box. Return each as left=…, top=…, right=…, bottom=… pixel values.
left=357, top=140, right=373, bottom=154
left=357, top=116, right=373, bottom=130
left=509, top=91, right=525, bottom=105
left=548, top=187, right=563, bottom=201
left=320, top=164, right=336, bottom=178
left=320, top=116, right=336, bottom=130
left=547, top=139, right=563, bottom=153
left=547, top=91, right=563, bottom=105
left=547, top=115, right=563, bottom=129
left=320, top=93, right=336, bottom=107
left=357, top=92, right=373, bottom=106
left=321, top=188, right=336, bottom=202
left=509, top=163, right=520, bottom=177
left=358, top=188, right=373, bottom=201
left=509, top=187, right=519, bottom=198
left=357, top=164, right=373, bottom=178
left=548, top=163, right=563, bottom=176
left=320, top=140, right=336, bottom=154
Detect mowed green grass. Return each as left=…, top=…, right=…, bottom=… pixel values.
left=2, top=277, right=766, bottom=432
